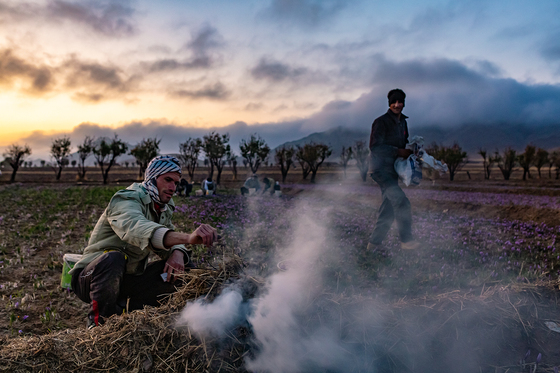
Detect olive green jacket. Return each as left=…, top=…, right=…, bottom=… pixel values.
left=69, top=183, right=189, bottom=275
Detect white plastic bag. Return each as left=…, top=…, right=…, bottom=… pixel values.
left=418, top=150, right=448, bottom=173
left=405, top=135, right=449, bottom=174
left=394, top=155, right=422, bottom=186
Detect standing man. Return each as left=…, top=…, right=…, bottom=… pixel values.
left=70, top=155, right=218, bottom=328
left=368, top=88, right=420, bottom=251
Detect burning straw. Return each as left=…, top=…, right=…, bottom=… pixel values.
left=0, top=254, right=249, bottom=373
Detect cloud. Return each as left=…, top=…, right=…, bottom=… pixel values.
left=296, top=56, right=560, bottom=132
left=46, top=0, right=137, bottom=37
left=0, top=47, right=139, bottom=102
left=245, top=102, right=265, bottom=111
left=17, top=119, right=308, bottom=160
left=250, top=57, right=308, bottom=82
left=144, top=24, right=224, bottom=72
left=171, top=82, right=230, bottom=100
left=0, top=0, right=137, bottom=37
left=146, top=57, right=211, bottom=72
left=63, top=57, right=139, bottom=102
left=185, top=24, right=224, bottom=57
left=0, top=49, right=55, bottom=94
left=261, top=0, right=349, bottom=27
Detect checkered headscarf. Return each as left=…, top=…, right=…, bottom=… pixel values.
left=142, top=155, right=182, bottom=207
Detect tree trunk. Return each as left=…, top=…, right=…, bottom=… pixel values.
left=10, top=167, right=17, bottom=182
left=56, top=167, right=63, bottom=180
left=310, top=171, right=317, bottom=183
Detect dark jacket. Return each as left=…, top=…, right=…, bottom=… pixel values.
left=369, top=109, right=409, bottom=174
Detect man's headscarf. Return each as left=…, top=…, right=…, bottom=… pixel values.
left=142, top=155, right=182, bottom=207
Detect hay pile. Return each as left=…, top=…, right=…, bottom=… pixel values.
left=2, top=249, right=560, bottom=373
left=0, top=255, right=249, bottom=373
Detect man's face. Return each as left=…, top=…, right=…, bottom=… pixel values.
left=156, top=172, right=180, bottom=204
left=389, top=100, right=404, bottom=115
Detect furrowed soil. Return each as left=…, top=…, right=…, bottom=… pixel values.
left=1, top=165, right=560, bottom=372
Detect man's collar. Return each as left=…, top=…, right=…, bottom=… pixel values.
left=131, top=182, right=175, bottom=209
left=386, top=109, right=408, bottom=122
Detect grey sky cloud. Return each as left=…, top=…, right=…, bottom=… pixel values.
left=146, top=57, right=212, bottom=72
left=300, top=57, right=560, bottom=132
left=245, top=102, right=265, bottom=111
left=186, top=24, right=224, bottom=56
left=145, top=24, right=224, bottom=73
left=63, top=58, right=139, bottom=102
left=0, top=49, right=55, bottom=94
left=250, top=58, right=308, bottom=82
left=46, top=0, right=136, bottom=37
left=20, top=119, right=308, bottom=160
left=171, top=82, right=230, bottom=100
left=541, top=33, right=560, bottom=62
left=262, top=0, right=348, bottom=27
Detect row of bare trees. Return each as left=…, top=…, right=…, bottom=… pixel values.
left=7, top=133, right=558, bottom=184
left=479, top=145, right=560, bottom=181
left=2, top=133, right=335, bottom=184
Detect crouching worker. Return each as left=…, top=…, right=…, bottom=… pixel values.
left=70, top=155, right=218, bottom=328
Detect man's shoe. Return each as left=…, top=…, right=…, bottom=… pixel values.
left=401, top=241, right=421, bottom=250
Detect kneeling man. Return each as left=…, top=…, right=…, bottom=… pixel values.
left=70, top=155, right=217, bottom=327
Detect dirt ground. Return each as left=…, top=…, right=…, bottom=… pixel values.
left=1, top=165, right=560, bottom=372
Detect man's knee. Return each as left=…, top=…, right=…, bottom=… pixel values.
left=385, top=186, right=408, bottom=205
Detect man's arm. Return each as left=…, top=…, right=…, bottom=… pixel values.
left=160, top=224, right=218, bottom=282
left=162, top=224, right=217, bottom=247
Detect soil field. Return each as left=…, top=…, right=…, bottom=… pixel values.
left=1, top=167, right=560, bottom=372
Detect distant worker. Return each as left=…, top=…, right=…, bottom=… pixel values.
left=202, top=178, right=215, bottom=195
left=176, top=178, right=193, bottom=197
left=273, top=181, right=281, bottom=196
left=70, top=155, right=218, bottom=328
left=262, top=177, right=275, bottom=195
left=241, top=174, right=260, bottom=196
left=368, top=89, right=420, bottom=252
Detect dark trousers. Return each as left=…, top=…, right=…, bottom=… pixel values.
left=369, top=171, right=413, bottom=244
left=71, top=251, right=182, bottom=326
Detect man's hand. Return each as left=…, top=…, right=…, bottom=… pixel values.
left=397, top=149, right=413, bottom=159
left=163, top=250, right=185, bottom=283
left=189, top=224, right=218, bottom=247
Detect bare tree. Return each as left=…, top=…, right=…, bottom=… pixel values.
left=551, top=151, right=560, bottom=179
left=239, top=134, right=270, bottom=174
left=77, top=136, right=94, bottom=180
left=3, top=144, right=31, bottom=182
left=50, top=136, right=72, bottom=180
left=275, top=146, right=295, bottom=183
left=518, top=144, right=536, bottom=181
left=228, top=151, right=238, bottom=181
left=427, top=143, right=468, bottom=181
left=340, top=146, right=353, bottom=178
left=130, top=138, right=161, bottom=179
left=353, top=141, right=369, bottom=182
left=93, top=135, right=128, bottom=184
left=178, top=137, right=203, bottom=182
left=295, top=143, right=332, bottom=183
left=478, top=148, right=495, bottom=180
left=203, top=132, right=230, bottom=185
left=535, top=148, right=549, bottom=179
left=495, top=147, right=517, bottom=180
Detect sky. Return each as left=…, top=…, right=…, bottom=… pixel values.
left=1, top=0, right=560, bottom=160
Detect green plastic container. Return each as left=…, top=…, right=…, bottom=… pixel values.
left=60, top=254, right=82, bottom=289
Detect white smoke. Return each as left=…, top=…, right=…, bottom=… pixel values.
left=245, top=214, right=352, bottom=373
left=176, top=287, right=244, bottom=339
left=176, top=206, right=369, bottom=372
